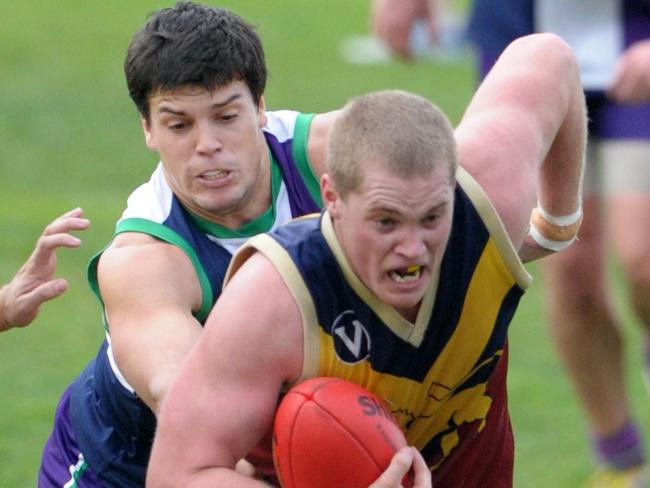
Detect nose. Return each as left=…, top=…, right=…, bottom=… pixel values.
left=195, top=121, right=222, bottom=155
left=393, top=229, right=427, bottom=260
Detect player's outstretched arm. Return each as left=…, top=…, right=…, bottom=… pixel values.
left=147, top=252, right=302, bottom=487
left=97, top=234, right=206, bottom=416
left=0, top=207, right=90, bottom=332
left=370, top=447, right=432, bottom=488
left=455, top=33, right=586, bottom=261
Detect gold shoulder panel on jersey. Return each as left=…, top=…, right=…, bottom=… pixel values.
left=456, top=166, right=532, bottom=289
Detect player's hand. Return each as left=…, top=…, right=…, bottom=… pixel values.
left=370, top=0, right=433, bottom=60
left=0, top=208, right=90, bottom=331
left=234, top=459, right=256, bottom=478
left=369, top=446, right=431, bottom=488
left=608, top=39, right=650, bottom=103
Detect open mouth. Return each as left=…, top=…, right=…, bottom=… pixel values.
left=201, top=169, right=230, bottom=181
left=389, top=265, right=422, bottom=284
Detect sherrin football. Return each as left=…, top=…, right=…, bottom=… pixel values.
left=272, top=377, right=413, bottom=488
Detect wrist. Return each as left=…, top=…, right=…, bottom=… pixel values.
left=528, top=205, right=583, bottom=252
left=535, top=204, right=583, bottom=227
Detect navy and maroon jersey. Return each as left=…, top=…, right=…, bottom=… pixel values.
left=229, top=167, right=531, bottom=487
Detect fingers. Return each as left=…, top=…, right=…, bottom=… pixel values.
left=31, top=278, right=70, bottom=303
left=389, top=446, right=414, bottom=479
left=234, top=459, right=256, bottom=478
left=43, top=207, right=91, bottom=237
left=369, top=447, right=416, bottom=488
left=35, top=232, right=83, bottom=255
left=29, top=209, right=90, bottom=268
left=24, top=277, right=69, bottom=307
left=58, top=207, right=85, bottom=219
left=1, top=208, right=88, bottom=331
left=409, top=447, right=432, bottom=487
left=4, top=278, right=69, bottom=328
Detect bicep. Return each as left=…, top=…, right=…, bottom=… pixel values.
left=153, top=252, right=303, bottom=477
left=455, top=108, right=539, bottom=245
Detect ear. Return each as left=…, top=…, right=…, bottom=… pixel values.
left=320, top=173, right=341, bottom=218
left=257, top=95, right=267, bottom=128
left=141, top=116, right=158, bottom=151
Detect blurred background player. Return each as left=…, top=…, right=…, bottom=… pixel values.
left=1, top=208, right=89, bottom=333
left=371, top=0, right=650, bottom=485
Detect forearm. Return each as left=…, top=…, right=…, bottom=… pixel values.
left=536, top=74, right=586, bottom=218
left=111, top=316, right=202, bottom=415
left=521, top=36, right=587, bottom=260
left=492, top=35, right=586, bottom=227
left=147, top=370, right=275, bottom=488
left=458, top=33, right=587, bottom=257
left=147, top=466, right=270, bottom=488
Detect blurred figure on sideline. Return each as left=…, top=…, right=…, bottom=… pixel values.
left=371, top=0, right=650, bottom=485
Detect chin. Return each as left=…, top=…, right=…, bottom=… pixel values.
left=381, top=292, right=423, bottom=313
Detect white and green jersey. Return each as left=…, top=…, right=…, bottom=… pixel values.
left=65, top=109, right=322, bottom=487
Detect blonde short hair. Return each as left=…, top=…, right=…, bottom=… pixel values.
left=327, top=90, right=458, bottom=197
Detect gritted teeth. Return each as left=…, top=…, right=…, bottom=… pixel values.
left=389, top=265, right=422, bottom=283
left=202, top=170, right=228, bottom=180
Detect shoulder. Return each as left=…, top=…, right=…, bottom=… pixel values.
left=305, top=110, right=342, bottom=178
left=102, top=233, right=191, bottom=273
left=263, top=108, right=341, bottom=179
left=98, top=233, right=199, bottom=306
left=263, top=110, right=302, bottom=141
left=120, top=163, right=174, bottom=224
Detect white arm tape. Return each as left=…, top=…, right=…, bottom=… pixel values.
left=528, top=220, right=577, bottom=252
left=536, top=204, right=583, bottom=227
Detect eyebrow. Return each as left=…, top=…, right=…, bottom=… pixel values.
left=369, top=200, right=450, bottom=215
left=157, top=93, right=243, bottom=116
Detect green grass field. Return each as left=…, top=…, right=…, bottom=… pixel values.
left=1, top=1, right=647, bottom=486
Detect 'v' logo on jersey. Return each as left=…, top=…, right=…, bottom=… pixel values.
left=331, top=310, right=371, bottom=364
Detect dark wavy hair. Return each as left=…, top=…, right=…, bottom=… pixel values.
left=125, top=1, right=267, bottom=121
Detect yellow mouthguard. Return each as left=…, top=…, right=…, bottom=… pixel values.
left=406, top=265, right=420, bottom=273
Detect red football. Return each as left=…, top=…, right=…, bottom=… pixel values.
left=272, top=377, right=413, bottom=488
